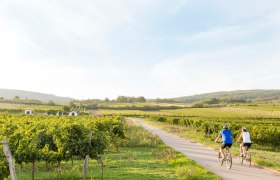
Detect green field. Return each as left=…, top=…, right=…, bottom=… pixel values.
left=3, top=122, right=219, bottom=179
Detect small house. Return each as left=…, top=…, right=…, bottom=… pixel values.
left=25, top=109, right=33, bottom=115
left=69, top=111, right=78, bottom=116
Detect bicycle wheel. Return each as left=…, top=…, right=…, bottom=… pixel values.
left=240, top=154, right=244, bottom=164
left=218, top=152, right=223, bottom=166
left=246, top=152, right=251, bottom=167
left=226, top=153, right=232, bottom=169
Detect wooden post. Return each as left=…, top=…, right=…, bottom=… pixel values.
left=82, top=131, right=93, bottom=180
left=96, top=158, right=104, bottom=180
left=82, top=155, right=89, bottom=180
left=2, top=139, right=17, bottom=180
left=31, top=160, right=35, bottom=180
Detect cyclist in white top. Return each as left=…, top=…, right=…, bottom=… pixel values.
left=237, top=127, right=252, bottom=156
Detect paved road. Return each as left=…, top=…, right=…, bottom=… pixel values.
left=135, top=119, right=280, bottom=180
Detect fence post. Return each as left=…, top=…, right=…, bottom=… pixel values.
left=2, top=139, right=17, bottom=180
left=82, top=131, right=93, bottom=180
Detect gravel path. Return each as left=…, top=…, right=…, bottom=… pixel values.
left=135, top=119, right=280, bottom=180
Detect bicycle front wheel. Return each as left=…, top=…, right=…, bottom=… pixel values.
left=240, top=154, right=244, bottom=164
left=226, top=154, right=232, bottom=169
left=218, top=152, right=223, bottom=166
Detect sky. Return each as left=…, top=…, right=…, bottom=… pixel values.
left=1, top=0, right=280, bottom=99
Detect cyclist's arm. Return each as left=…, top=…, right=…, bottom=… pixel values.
left=214, top=134, right=221, bottom=143
left=237, top=133, right=242, bottom=143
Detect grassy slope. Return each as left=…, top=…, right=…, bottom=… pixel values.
left=172, top=90, right=280, bottom=103
left=143, top=119, right=280, bottom=171
left=11, top=125, right=219, bottom=180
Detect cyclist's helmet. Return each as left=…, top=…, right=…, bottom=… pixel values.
left=242, top=127, right=247, bottom=131
left=223, top=125, right=228, bottom=129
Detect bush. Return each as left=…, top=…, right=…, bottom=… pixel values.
left=192, top=103, right=204, bottom=108
left=157, top=116, right=167, bottom=122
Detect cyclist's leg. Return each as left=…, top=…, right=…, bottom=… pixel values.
left=220, top=144, right=226, bottom=158
left=240, top=143, right=243, bottom=156
left=243, top=146, right=246, bottom=157
left=245, top=144, right=251, bottom=156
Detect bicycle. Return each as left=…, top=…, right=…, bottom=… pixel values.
left=218, top=145, right=232, bottom=169
left=240, top=145, right=251, bottom=167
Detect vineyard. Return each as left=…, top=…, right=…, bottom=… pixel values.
left=0, top=114, right=126, bottom=179
left=101, top=108, right=280, bottom=149
left=1, top=105, right=280, bottom=179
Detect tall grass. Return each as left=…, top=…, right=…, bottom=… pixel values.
left=120, top=125, right=162, bottom=147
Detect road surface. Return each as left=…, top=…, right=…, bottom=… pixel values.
left=135, top=119, right=280, bottom=180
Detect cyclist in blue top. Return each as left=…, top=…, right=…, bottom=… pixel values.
left=215, top=125, right=232, bottom=159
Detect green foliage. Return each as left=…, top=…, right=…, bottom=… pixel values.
left=146, top=108, right=280, bottom=149
left=0, top=114, right=126, bottom=178
left=116, top=96, right=146, bottom=103
left=191, top=102, right=204, bottom=108
left=0, top=145, right=9, bottom=179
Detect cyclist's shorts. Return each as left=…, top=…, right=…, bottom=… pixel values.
left=242, top=143, right=251, bottom=148
left=221, top=143, right=232, bottom=149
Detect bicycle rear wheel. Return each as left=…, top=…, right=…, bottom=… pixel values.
left=245, top=152, right=251, bottom=167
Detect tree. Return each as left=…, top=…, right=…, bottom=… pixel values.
left=0, top=97, right=4, bottom=100
left=104, top=98, right=110, bottom=102
left=48, top=101, right=55, bottom=106
left=13, top=96, right=20, bottom=101
left=62, top=106, right=71, bottom=113
left=136, top=96, right=146, bottom=102
left=116, top=96, right=128, bottom=102
left=192, top=102, right=204, bottom=108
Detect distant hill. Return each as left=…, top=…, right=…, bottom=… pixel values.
left=173, top=90, right=280, bottom=103
left=0, top=89, right=74, bottom=103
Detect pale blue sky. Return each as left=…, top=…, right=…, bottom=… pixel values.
left=1, top=0, right=280, bottom=99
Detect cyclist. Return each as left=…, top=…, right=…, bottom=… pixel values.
left=215, top=125, right=232, bottom=159
left=237, top=127, right=251, bottom=156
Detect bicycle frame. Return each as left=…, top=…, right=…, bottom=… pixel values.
left=240, top=146, right=251, bottom=167
left=218, top=146, right=232, bottom=169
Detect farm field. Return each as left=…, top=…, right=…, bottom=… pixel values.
left=0, top=102, right=62, bottom=114
left=96, top=107, right=280, bottom=171
left=234, top=104, right=280, bottom=111
left=0, top=114, right=219, bottom=179
left=0, top=103, right=280, bottom=179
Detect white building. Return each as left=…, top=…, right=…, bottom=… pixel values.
left=25, top=109, right=33, bottom=115
left=69, top=111, right=78, bottom=116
